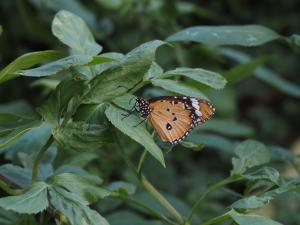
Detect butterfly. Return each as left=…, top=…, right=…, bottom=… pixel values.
left=126, top=96, right=215, bottom=145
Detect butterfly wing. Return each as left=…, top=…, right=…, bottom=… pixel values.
left=197, top=99, right=215, bottom=123
left=148, top=98, right=194, bottom=144
left=147, top=97, right=215, bottom=144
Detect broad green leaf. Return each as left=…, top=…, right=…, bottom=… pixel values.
left=31, top=78, right=60, bottom=90
left=270, top=145, right=295, bottom=162
left=220, top=48, right=300, bottom=98
left=83, top=40, right=166, bottom=104
left=19, top=55, right=93, bottom=77
left=151, top=79, right=208, bottom=99
left=180, top=141, right=205, bottom=151
left=0, top=50, right=63, bottom=83
left=231, top=140, right=270, bottom=175
left=223, top=56, right=269, bottom=83
left=52, top=10, right=102, bottom=55
left=167, top=25, right=280, bottom=46
left=289, top=34, right=300, bottom=52
left=51, top=173, right=110, bottom=203
left=265, top=177, right=300, bottom=197
left=157, top=67, right=227, bottom=89
left=143, top=62, right=164, bottom=81
left=53, top=122, right=109, bottom=151
left=230, top=196, right=273, bottom=209
left=54, top=165, right=102, bottom=184
left=0, top=164, right=31, bottom=188
left=195, top=119, right=254, bottom=137
left=0, top=182, right=49, bottom=214
left=243, top=167, right=281, bottom=185
left=49, top=186, right=109, bottom=225
left=227, top=209, right=283, bottom=225
left=0, top=208, right=20, bottom=225
left=0, top=120, right=42, bottom=149
left=105, top=104, right=165, bottom=167
left=107, top=211, right=163, bottom=225
left=0, top=100, right=33, bottom=116
left=187, top=133, right=235, bottom=154
left=107, top=181, right=136, bottom=195
left=38, top=80, right=87, bottom=126
left=3, top=123, right=51, bottom=160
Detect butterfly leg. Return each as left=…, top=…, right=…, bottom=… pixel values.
left=133, top=118, right=147, bottom=127
left=121, top=101, right=138, bottom=120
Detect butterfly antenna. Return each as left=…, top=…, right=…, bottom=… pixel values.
left=121, top=101, right=138, bottom=120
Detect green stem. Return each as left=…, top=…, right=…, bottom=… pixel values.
left=137, top=150, right=148, bottom=175
left=199, top=214, right=231, bottom=225
left=32, top=136, right=54, bottom=183
left=113, top=132, right=184, bottom=225
left=119, top=195, right=178, bottom=225
left=141, top=175, right=185, bottom=224
left=0, top=178, right=23, bottom=195
left=186, top=175, right=241, bottom=223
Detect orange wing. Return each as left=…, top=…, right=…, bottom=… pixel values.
left=197, top=100, right=215, bottom=123
left=148, top=100, right=193, bottom=144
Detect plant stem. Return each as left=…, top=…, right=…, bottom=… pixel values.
left=137, top=150, right=147, bottom=175
left=31, top=135, right=54, bottom=183
left=119, top=195, right=178, bottom=225
left=0, top=178, right=23, bottom=195
left=141, top=175, right=185, bottom=224
left=199, top=214, right=231, bottom=225
left=113, top=132, right=184, bottom=224
left=186, top=175, right=241, bottom=223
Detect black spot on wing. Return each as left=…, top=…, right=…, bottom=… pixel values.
left=166, top=123, right=172, bottom=130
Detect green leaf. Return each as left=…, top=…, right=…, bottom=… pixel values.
left=0, top=120, right=42, bottom=149
left=0, top=164, right=31, bottom=188
left=0, top=182, right=49, bottom=214
left=51, top=173, right=110, bottom=203
left=49, top=186, right=109, bottom=225
left=220, top=48, right=300, bottom=98
left=38, top=80, right=87, bottom=126
left=230, top=196, right=273, bottom=209
left=53, top=122, right=109, bottom=151
left=83, top=40, right=166, bottom=104
left=223, top=56, right=269, bottom=83
left=19, top=55, right=93, bottom=77
left=227, top=209, right=283, bottom=225
left=231, top=140, right=270, bottom=175
left=180, top=141, right=205, bottom=151
left=105, top=104, right=165, bottom=167
left=243, top=167, right=281, bottom=185
left=151, top=79, right=208, bottom=99
left=265, top=177, right=300, bottom=197
left=270, top=145, right=295, bottom=162
left=107, top=181, right=136, bottom=195
left=0, top=50, right=64, bottom=83
left=107, top=211, right=163, bottom=225
left=187, top=133, right=235, bottom=154
left=144, top=62, right=164, bottom=81
left=195, top=119, right=254, bottom=138
left=2, top=123, right=51, bottom=160
left=52, top=10, right=102, bottom=55
left=167, top=25, right=280, bottom=46
left=157, top=67, right=227, bottom=89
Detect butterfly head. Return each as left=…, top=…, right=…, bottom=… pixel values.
left=135, top=97, right=151, bottom=118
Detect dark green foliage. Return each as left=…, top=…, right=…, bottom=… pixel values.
left=0, top=1, right=299, bottom=225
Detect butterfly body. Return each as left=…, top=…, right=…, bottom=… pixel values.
left=135, top=96, right=215, bottom=144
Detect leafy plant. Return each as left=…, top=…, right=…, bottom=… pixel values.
left=0, top=2, right=300, bottom=225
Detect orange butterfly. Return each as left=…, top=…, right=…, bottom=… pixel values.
left=130, top=96, right=215, bottom=144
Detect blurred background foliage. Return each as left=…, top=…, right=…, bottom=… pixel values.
left=0, top=0, right=300, bottom=225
